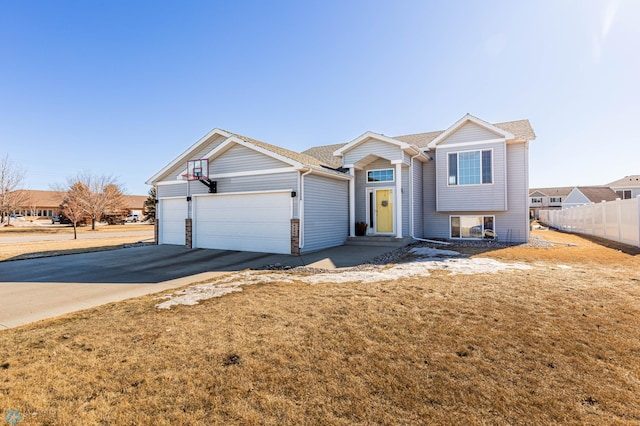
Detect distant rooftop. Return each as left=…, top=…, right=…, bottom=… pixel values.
left=607, top=175, right=640, bottom=188
left=574, top=186, right=619, bottom=203
left=529, top=187, right=574, bottom=198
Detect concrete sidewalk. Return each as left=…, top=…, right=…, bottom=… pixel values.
left=0, top=243, right=399, bottom=330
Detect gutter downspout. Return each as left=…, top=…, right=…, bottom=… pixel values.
left=298, top=168, right=313, bottom=251
left=409, top=151, right=451, bottom=246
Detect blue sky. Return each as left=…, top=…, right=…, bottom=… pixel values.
left=1, top=0, right=638, bottom=195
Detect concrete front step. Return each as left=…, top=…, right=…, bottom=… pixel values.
left=346, top=236, right=414, bottom=247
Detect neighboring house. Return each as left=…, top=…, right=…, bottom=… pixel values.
left=562, top=186, right=619, bottom=209
left=607, top=175, right=640, bottom=200
left=528, top=186, right=573, bottom=219
left=147, top=114, right=536, bottom=255
left=11, top=190, right=62, bottom=218
left=10, top=190, right=147, bottom=219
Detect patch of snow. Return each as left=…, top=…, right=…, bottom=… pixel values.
left=156, top=254, right=532, bottom=309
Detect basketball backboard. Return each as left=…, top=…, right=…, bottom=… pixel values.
left=185, top=159, right=208, bottom=181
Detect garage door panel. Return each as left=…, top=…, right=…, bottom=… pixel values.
left=194, top=192, right=291, bottom=254
left=196, top=222, right=291, bottom=238
left=159, top=199, right=187, bottom=245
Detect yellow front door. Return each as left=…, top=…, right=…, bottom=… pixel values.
left=375, top=189, right=393, bottom=233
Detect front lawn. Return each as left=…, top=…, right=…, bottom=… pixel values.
left=0, top=230, right=638, bottom=425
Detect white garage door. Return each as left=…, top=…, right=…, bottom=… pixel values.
left=194, top=191, right=291, bottom=254
left=159, top=198, right=187, bottom=245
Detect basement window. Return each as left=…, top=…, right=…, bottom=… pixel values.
left=450, top=215, right=495, bottom=239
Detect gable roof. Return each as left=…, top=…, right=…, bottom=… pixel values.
left=226, top=131, right=338, bottom=171
left=394, top=118, right=536, bottom=148
left=529, top=190, right=547, bottom=198
left=607, top=175, right=640, bottom=188
left=331, top=131, right=423, bottom=158
left=147, top=128, right=349, bottom=184
left=529, top=187, right=574, bottom=198
left=574, top=186, right=619, bottom=203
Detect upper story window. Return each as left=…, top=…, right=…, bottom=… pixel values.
left=448, top=150, right=492, bottom=186
left=616, top=190, right=631, bottom=199
left=367, top=169, right=394, bottom=183
left=549, top=197, right=562, bottom=203
left=531, top=197, right=542, bottom=203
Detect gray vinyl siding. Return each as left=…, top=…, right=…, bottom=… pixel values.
left=343, top=140, right=403, bottom=165
left=412, top=160, right=424, bottom=238
left=354, top=169, right=367, bottom=223
left=563, top=189, right=590, bottom=209
left=210, top=144, right=290, bottom=174
left=161, top=134, right=228, bottom=181
left=157, top=183, right=188, bottom=198
left=423, top=159, right=449, bottom=238
left=500, top=142, right=529, bottom=242
left=160, top=172, right=300, bottom=218
left=302, top=174, right=349, bottom=252
left=438, top=122, right=502, bottom=146
left=436, top=141, right=507, bottom=211
left=423, top=142, right=529, bottom=243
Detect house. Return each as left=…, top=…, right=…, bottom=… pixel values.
left=562, top=186, right=619, bottom=209
left=607, top=175, right=640, bottom=200
left=9, top=190, right=147, bottom=220
left=528, top=186, right=574, bottom=219
left=147, top=114, right=536, bottom=255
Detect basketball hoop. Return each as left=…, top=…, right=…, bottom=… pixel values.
left=184, top=158, right=217, bottom=193
left=186, top=159, right=208, bottom=181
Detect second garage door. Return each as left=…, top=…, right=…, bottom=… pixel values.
left=159, top=198, right=188, bottom=245
left=193, top=191, right=292, bottom=254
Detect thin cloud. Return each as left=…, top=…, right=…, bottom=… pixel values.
left=602, top=0, right=619, bottom=37
left=594, top=0, right=620, bottom=61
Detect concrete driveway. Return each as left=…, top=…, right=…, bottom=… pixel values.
left=0, top=244, right=397, bottom=329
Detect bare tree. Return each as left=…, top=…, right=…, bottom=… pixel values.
left=0, top=155, right=28, bottom=226
left=65, top=172, right=127, bottom=230
left=61, top=182, right=89, bottom=239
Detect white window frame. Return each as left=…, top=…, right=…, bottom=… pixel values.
left=450, top=215, right=496, bottom=239
left=616, top=190, right=631, bottom=200
left=549, top=197, right=562, bottom=203
left=447, top=148, right=493, bottom=186
left=366, top=168, right=395, bottom=183
left=531, top=197, right=543, bottom=203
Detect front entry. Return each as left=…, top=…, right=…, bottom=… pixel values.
left=367, top=188, right=394, bottom=234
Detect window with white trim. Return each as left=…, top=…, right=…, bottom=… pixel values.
left=448, top=150, right=492, bottom=185
left=616, top=190, right=631, bottom=199
left=531, top=197, right=542, bottom=203
left=450, top=215, right=495, bottom=239
left=549, top=197, right=562, bottom=203
left=367, top=169, right=394, bottom=182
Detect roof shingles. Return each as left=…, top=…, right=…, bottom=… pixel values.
left=301, top=119, right=536, bottom=165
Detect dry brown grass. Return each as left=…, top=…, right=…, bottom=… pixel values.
left=1, top=230, right=639, bottom=425
left=0, top=225, right=153, bottom=262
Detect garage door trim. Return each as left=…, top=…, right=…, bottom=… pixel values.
left=192, top=190, right=293, bottom=254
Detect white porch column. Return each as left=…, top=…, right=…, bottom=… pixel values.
left=394, top=161, right=403, bottom=238
left=349, top=167, right=355, bottom=237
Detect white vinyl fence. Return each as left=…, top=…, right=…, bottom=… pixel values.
left=539, top=197, right=640, bottom=248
